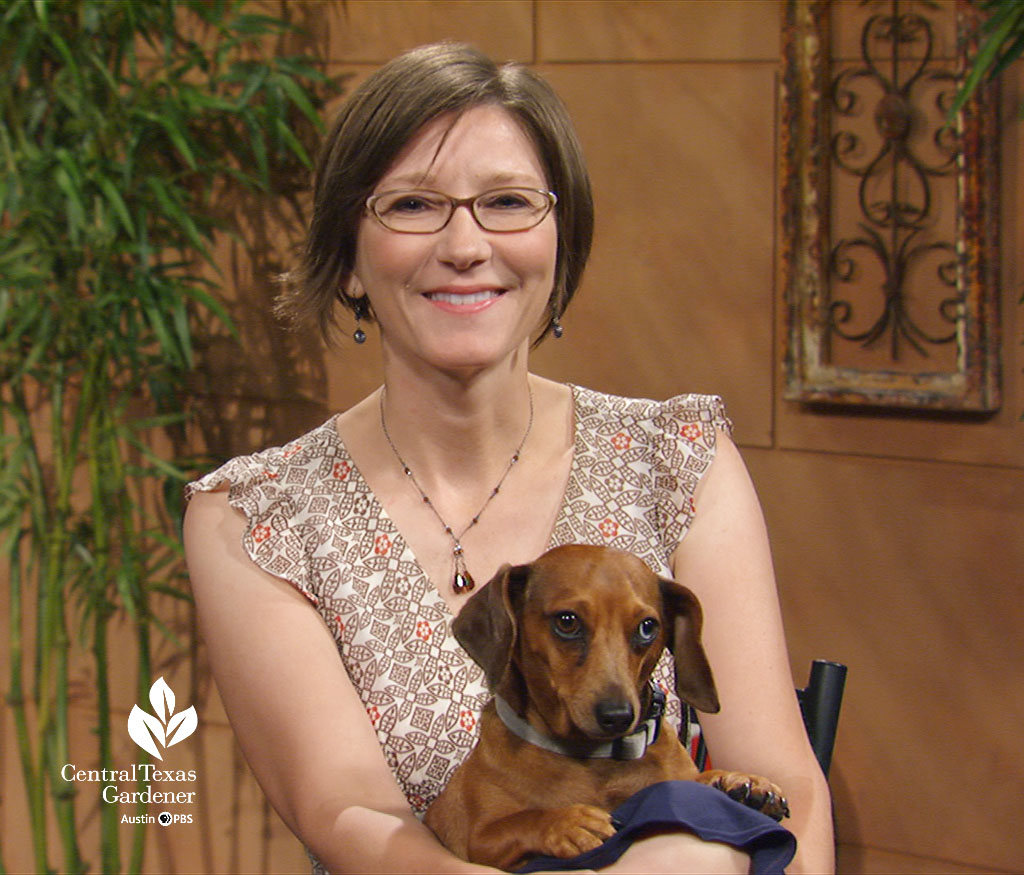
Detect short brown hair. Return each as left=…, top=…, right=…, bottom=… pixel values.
left=278, top=41, right=593, bottom=344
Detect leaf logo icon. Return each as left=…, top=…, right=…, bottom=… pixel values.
left=127, top=677, right=197, bottom=760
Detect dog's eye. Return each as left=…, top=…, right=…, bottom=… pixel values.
left=635, top=617, right=660, bottom=645
left=551, top=612, right=583, bottom=640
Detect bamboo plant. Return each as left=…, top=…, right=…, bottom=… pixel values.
left=0, top=1, right=336, bottom=872
left=949, top=0, right=1024, bottom=119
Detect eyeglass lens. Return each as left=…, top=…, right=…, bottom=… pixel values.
left=370, top=188, right=554, bottom=233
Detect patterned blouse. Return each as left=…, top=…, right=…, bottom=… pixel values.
left=185, top=384, right=731, bottom=817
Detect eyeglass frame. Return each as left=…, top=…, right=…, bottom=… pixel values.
left=364, top=187, right=558, bottom=234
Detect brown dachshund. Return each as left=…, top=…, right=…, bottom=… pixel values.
left=424, top=544, right=788, bottom=871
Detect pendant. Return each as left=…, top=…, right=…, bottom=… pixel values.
left=452, top=548, right=475, bottom=594
left=453, top=569, right=476, bottom=594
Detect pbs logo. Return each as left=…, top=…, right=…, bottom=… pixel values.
left=157, top=811, right=192, bottom=826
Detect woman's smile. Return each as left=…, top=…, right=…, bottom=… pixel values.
left=423, top=285, right=506, bottom=311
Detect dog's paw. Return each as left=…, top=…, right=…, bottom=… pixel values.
left=539, top=803, right=616, bottom=858
left=698, top=769, right=790, bottom=821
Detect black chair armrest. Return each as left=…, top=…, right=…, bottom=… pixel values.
left=796, top=659, right=848, bottom=777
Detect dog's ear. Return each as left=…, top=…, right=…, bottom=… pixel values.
left=659, top=577, right=720, bottom=713
left=452, top=563, right=530, bottom=690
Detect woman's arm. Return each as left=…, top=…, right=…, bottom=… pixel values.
left=184, top=490, right=499, bottom=875
left=671, top=432, right=835, bottom=874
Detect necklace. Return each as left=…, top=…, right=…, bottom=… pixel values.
left=379, top=385, right=534, bottom=594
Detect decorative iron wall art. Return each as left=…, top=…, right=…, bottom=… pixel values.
left=780, top=0, right=1000, bottom=410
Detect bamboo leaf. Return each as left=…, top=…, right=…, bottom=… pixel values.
left=137, top=278, right=185, bottom=369
left=127, top=412, right=187, bottom=431
left=145, top=177, right=212, bottom=262
left=988, top=28, right=1024, bottom=79
left=54, top=166, right=85, bottom=243
left=227, top=12, right=290, bottom=37
left=170, top=296, right=193, bottom=368
left=272, top=115, right=311, bottom=168
left=131, top=109, right=198, bottom=171
left=980, top=0, right=1023, bottom=32
left=121, top=431, right=189, bottom=480
left=46, top=31, right=82, bottom=94
left=948, top=3, right=1024, bottom=118
left=946, top=0, right=1019, bottom=120
left=233, top=63, right=269, bottom=109
left=115, top=568, right=138, bottom=622
left=2, top=0, right=31, bottom=28
left=273, top=70, right=321, bottom=125
left=147, top=582, right=194, bottom=602
left=244, top=112, right=270, bottom=186
left=145, top=611, right=188, bottom=650
left=0, top=240, right=43, bottom=269
left=181, top=283, right=238, bottom=337
left=97, top=176, right=136, bottom=239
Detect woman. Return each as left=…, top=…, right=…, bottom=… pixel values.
left=184, top=42, right=834, bottom=873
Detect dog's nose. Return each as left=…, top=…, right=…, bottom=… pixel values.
left=595, top=701, right=635, bottom=735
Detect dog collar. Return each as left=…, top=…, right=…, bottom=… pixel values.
left=493, top=684, right=666, bottom=761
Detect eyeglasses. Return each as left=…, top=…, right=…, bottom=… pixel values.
left=365, top=187, right=557, bottom=234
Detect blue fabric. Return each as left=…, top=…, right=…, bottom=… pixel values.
left=515, top=781, right=796, bottom=874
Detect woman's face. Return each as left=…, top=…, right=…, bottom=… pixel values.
left=351, top=104, right=558, bottom=376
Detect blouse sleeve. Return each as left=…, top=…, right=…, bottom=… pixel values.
left=184, top=440, right=322, bottom=606
left=651, top=393, right=733, bottom=558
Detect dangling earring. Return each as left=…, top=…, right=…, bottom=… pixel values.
left=552, top=315, right=564, bottom=339
left=353, top=297, right=368, bottom=344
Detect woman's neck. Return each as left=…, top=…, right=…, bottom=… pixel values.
left=377, top=354, right=535, bottom=496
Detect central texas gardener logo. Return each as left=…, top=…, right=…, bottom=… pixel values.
left=127, top=677, right=197, bottom=760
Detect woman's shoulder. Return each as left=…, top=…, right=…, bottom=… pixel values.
left=183, top=416, right=349, bottom=607
left=570, top=384, right=732, bottom=437
left=184, top=416, right=344, bottom=503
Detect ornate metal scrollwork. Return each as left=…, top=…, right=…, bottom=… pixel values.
left=781, top=0, right=1000, bottom=410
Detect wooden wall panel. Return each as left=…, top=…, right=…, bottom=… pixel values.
left=319, top=0, right=534, bottom=63
left=836, top=844, right=1010, bottom=875
left=538, top=0, right=781, bottom=62
left=746, top=447, right=1024, bottom=873
left=531, top=63, right=777, bottom=447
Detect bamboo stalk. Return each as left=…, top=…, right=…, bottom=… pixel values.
left=6, top=389, right=55, bottom=874
left=47, top=365, right=85, bottom=873
left=130, top=615, right=153, bottom=875
left=106, top=394, right=151, bottom=875
left=88, top=374, right=122, bottom=875
left=94, top=603, right=119, bottom=874
left=50, top=618, right=85, bottom=875
left=5, top=533, right=51, bottom=874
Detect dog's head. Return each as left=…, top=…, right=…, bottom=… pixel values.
left=452, top=544, right=720, bottom=742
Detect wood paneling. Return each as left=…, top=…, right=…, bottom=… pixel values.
left=320, top=0, right=534, bottom=64
left=531, top=62, right=777, bottom=447
left=538, top=0, right=781, bottom=62
left=837, top=843, right=1013, bottom=875
left=746, top=447, right=1024, bottom=873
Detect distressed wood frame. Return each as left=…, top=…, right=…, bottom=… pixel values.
left=779, top=0, right=1001, bottom=411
